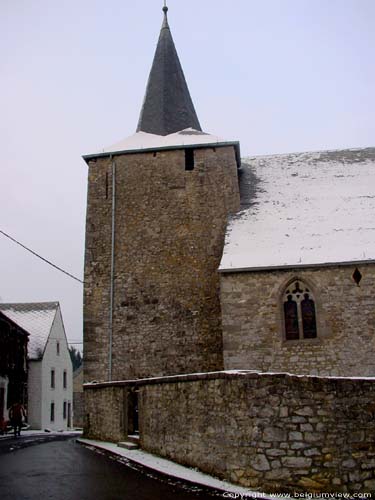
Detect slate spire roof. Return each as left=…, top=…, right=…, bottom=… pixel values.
left=136, top=4, right=202, bottom=136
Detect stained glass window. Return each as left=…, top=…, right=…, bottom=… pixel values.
left=283, top=281, right=317, bottom=340
left=301, top=294, right=317, bottom=339
left=284, top=295, right=299, bottom=340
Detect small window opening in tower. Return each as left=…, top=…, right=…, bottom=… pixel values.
left=105, top=172, right=109, bottom=199
left=185, top=149, right=195, bottom=171
left=352, top=267, right=362, bottom=286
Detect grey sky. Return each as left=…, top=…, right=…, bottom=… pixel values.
left=1, top=0, right=374, bottom=348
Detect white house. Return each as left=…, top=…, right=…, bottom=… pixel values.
left=0, top=302, right=73, bottom=430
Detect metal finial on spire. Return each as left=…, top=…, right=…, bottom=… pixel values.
left=163, top=0, right=168, bottom=14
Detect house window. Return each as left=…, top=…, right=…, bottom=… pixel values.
left=56, top=341, right=60, bottom=355
left=63, top=401, right=67, bottom=420
left=50, top=369, right=55, bottom=389
left=283, top=280, right=317, bottom=340
left=63, top=370, right=67, bottom=389
left=50, top=402, right=55, bottom=422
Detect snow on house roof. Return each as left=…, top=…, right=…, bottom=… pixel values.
left=0, top=302, right=58, bottom=360
left=220, top=147, right=375, bottom=272
left=83, top=128, right=239, bottom=160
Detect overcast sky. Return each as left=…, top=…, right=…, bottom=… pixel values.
left=1, top=0, right=374, bottom=350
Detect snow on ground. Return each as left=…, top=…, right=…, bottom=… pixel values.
left=220, top=148, right=375, bottom=271
left=0, top=429, right=81, bottom=440
left=78, top=438, right=291, bottom=500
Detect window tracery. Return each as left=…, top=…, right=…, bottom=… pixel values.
left=283, top=280, right=317, bottom=340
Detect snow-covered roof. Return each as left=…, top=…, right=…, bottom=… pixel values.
left=83, top=128, right=239, bottom=160
left=0, top=302, right=58, bottom=360
left=220, top=147, right=375, bottom=272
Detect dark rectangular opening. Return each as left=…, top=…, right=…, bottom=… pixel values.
left=127, top=389, right=139, bottom=435
left=185, top=149, right=194, bottom=171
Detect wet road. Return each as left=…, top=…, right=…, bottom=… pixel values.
left=0, top=437, right=224, bottom=499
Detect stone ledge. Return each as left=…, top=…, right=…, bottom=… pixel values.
left=84, top=369, right=375, bottom=390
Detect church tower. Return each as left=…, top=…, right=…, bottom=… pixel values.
left=83, top=5, right=240, bottom=382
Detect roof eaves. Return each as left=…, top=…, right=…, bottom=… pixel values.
left=219, top=259, right=375, bottom=274
left=83, top=141, right=241, bottom=166
left=38, top=303, right=60, bottom=361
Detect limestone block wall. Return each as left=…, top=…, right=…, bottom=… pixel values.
left=84, top=145, right=240, bottom=382
left=221, top=264, right=375, bottom=376
left=84, top=372, right=375, bottom=494
left=84, top=385, right=127, bottom=443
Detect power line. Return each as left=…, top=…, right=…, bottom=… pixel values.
left=0, top=229, right=84, bottom=284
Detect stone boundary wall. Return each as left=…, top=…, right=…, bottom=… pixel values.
left=84, top=385, right=127, bottom=442
left=84, top=372, right=375, bottom=494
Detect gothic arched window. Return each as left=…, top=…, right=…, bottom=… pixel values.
left=283, top=281, right=317, bottom=340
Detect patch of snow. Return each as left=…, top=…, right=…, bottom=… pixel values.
left=0, top=302, right=58, bottom=360
left=0, top=429, right=82, bottom=440
left=84, top=370, right=257, bottom=387
left=84, top=370, right=375, bottom=390
left=220, top=148, right=375, bottom=270
left=78, top=438, right=291, bottom=500
left=85, top=128, right=237, bottom=157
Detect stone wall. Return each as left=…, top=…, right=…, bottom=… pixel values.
left=221, top=264, right=375, bottom=376
left=84, top=385, right=127, bottom=443
left=84, top=372, right=375, bottom=495
left=84, top=145, right=240, bottom=382
left=73, top=367, right=84, bottom=428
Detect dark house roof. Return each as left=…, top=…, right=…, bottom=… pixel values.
left=0, top=302, right=59, bottom=360
left=136, top=6, right=201, bottom=136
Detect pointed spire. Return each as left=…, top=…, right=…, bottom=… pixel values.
left=136, top=4, right=202, bottom=136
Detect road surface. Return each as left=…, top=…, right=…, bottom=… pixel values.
left=0, top=435, right=225, bottom=499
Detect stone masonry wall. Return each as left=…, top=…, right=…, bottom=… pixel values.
left=221, top=264, right=375, bottom=376
left=84, top=372, right=375, bottom=495
left=84, top=145, right=240, bottom=382
left=84, top=385, right=127, bottom=443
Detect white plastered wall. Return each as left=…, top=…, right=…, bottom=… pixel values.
left=0, top=376, right=9, bottom=420
left=41, top=306, right=73, bottom=430
left=28, top=361, right=42, bottom=428
left=28, top=306, right=73, bottom=430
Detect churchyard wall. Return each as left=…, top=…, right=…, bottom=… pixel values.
left=84, top=371, right=375, bottom=495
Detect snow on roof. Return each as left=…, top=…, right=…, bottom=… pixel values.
left=0, top=302, right=58, bottom=360
left=84, top=128, right=237, bottom=159
left=220, top=147, right=375, bottom=271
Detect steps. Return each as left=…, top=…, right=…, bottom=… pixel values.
left=118, top=434, right=140, bottom=450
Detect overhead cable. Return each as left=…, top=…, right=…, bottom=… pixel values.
left=0, top=229, right=84, bottom=284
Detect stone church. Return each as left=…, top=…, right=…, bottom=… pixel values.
left=83, top=6, right=375, bottom=495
